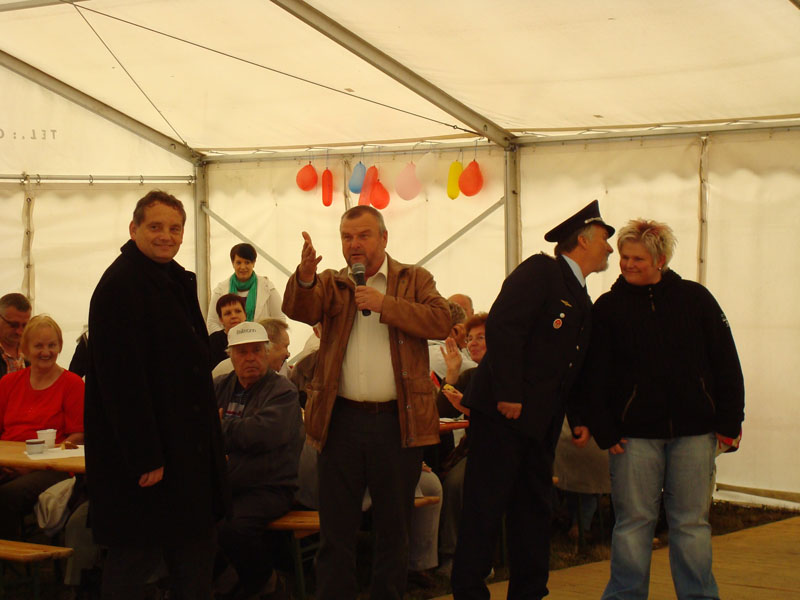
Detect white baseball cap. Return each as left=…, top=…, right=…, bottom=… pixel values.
left=226, top=322, right=269, bottom=348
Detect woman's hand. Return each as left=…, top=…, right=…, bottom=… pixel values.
left=442, top=386, right=470, bottom=416
left=440, top=337, right=463, bottom=383
left=609, top=438, right=628, bottom=455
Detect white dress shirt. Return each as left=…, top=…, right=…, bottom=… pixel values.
left=337, top=258, right=397, bottom=402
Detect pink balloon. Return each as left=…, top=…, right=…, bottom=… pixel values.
left=322, top=168, right=333, bottom=206
left=359, top=166, right=378, bottom=206
left=459, top=160, right=484, bottom=196
left=370, top=180, right=390, bottom=209
left=296, top=163, right=317, bottom=191
left=395, top=162, right=422, bottom=200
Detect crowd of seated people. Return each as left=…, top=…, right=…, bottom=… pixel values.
left=0, top=280, right=483, bottom=595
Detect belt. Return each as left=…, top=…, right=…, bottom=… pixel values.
left=337, top=396, right=397, bottom=414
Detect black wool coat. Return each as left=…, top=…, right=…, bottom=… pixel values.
left=464, top=254, right=591, bottom=445
left=85, top=240, right=229, bottom=546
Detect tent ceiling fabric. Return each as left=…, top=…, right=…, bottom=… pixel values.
left=0, top=0, right=799, bottom=153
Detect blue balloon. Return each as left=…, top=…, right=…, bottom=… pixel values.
left=348, top=161, right=367, bottom=194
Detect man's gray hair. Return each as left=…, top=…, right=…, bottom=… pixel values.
left=259, top=318, right=289, bottom=343
left=554, top=224, right=595, bottom=256
left=340, top=205, right=387, bottom=235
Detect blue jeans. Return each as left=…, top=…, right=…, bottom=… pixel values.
left=602, top=434, right=719, bottom=600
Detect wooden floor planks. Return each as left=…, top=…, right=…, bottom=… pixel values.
left=434, top=516, right=800, bottom=599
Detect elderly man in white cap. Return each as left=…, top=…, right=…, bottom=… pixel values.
left=214, top=322, right=304, bottom=600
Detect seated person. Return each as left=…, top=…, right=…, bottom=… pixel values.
left=436, top=312, right=488, bottom=576
left=212, top=318, right=291, bottom=379
left=209, top=294, right=247, bottom=368
left=428, top=301, right=476, bottom=382
left=207, top=243, right=285, bottom=334
left=214, top=322, right=304, bottom=600
left=0, top=315, right=84, bottom=538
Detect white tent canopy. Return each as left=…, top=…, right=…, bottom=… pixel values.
left=1, top=0, right=800, bottom=508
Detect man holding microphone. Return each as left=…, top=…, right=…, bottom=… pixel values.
left=283, top=205, right=450, bottom=600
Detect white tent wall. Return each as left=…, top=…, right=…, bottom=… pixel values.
left=0, top=186, right=27, bottom=293
left=206, top=148, right=507, bottom=354
left=705, top=129, right=800, bottom=508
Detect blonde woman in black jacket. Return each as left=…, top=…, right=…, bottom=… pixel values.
left=580, top=219, right=744, bottom=600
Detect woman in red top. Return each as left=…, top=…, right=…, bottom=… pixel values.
left=0, top=315, right=84, bottom=538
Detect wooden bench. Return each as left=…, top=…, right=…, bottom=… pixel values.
left=268, top=497, right=440, bottom=599
left=0, top=539, right=73, bottom=600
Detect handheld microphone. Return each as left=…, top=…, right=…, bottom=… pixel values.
left=351, top=263, right=371, bottom=317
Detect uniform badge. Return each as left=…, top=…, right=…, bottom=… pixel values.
left=560, top=299, right=573, bottom=308
left=553, top=318, right=563, bottom=329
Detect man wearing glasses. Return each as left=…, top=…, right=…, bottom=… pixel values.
left=0, top=293, right=31, bottom=379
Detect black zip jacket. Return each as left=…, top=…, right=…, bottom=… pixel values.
left=577, top=269, right=744, bottom=449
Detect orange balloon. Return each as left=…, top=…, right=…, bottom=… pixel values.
left=371, top=180, right=390, bottom=209
left=459, top=160, right=484, bottom=196
left=359, top=166, right=378, bottom=206
left=322, top=168, right=333, bottom=206
left=296, top=163, right=317, bottom=191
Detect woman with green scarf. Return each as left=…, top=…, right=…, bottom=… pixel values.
left=206, top=243, right=285, bottom=333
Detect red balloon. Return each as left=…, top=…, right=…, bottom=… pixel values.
left=458, top=160, right=484, bottom=196
left=296, top=163, right=318, bottom=191
left=359, top=166, right=378, bottom=206
left=322, top=168, right=333, bottom=207
left=370, top=180, right=390, bottom=209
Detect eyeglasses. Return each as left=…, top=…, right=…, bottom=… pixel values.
left=466, top=334, right=485, bottom=344
left=0, top=313, right=28, bottom=330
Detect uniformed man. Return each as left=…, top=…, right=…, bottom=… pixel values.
left=452, top=200, right=614, bottom=600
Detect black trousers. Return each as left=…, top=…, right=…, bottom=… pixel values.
left=101, top=527, right=216, bottom=600
left=452, top=410, right=560, bottom=600
left=217, top=486, right=294, bottom=587
left=0, top=470, right=69, bottom=538
left=315, top=402, right=422, bottom=600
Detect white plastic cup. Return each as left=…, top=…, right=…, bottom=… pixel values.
left=26, top=439, right=45, bottom=454
left=36, top=428, right=56, bottom=449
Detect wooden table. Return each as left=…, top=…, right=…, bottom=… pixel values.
left=0, top=440, right=85, bottom=474
left=439, top=420, right=469, bottom=433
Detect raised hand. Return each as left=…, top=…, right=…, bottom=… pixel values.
left=299, top=231, right=323, bottom=282
left=440, top=337, right=463, bottom=381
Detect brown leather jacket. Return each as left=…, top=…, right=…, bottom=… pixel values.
left=283, top=255, right=451, bottom=450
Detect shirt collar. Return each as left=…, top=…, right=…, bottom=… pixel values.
left=562, top=255, right=586, bottom=288
left=348, top=256, right=388, bottom=283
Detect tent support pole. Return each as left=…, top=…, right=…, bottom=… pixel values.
left=504, top=146, right=521, bottom=275
left=416, top=198, right=504, bottom=268
left=270, top=0, right=513, bottom=148
left=194, top=163, right=211, bottom=318
left=0, top=50, right=199, bottom=164
left=201, top=206, right=293, bottom=278
left=697, top=135, right=709, bottom=286
left=21, top=183, right=35, bottom=306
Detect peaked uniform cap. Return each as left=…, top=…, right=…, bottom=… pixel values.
left=544, top=200, right=615, bottom=243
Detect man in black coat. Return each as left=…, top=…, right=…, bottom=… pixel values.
left=452, top=200, right=614, bottom=600
left=85, top=190, right=228, bottom=599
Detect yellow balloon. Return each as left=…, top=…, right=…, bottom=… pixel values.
left=447, top=160, right=463, bottom=199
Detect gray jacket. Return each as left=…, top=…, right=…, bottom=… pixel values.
left=215, top=370, right=304, bottom=495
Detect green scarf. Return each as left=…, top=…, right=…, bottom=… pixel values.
left=229, top=272, right=258, bottom=321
